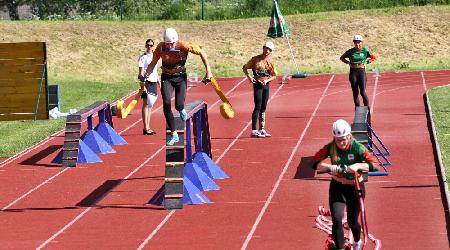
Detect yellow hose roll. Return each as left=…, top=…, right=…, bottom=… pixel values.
left=220, top=102, right=234, bottom=119
left=209, top=77, right=235, bottom=119
left=116, top=89, right=144, bottom=119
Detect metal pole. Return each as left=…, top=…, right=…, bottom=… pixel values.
left=285, top=36, right=300, bottom=74
left=120, top=0, right=124, bottom=21
left=201, top=0, right=205, bottom=20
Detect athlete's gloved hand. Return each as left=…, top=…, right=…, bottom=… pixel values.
left=202, top=77, right=211, bottom=85
left=329, top=165, right=340, bottom=175
left=138, top=74, right=146, bottom=82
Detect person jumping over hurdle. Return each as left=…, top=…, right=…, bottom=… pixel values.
left=311, top=119, right=379, bottom=250
left=242, top=41, right=277, bottom=138
left=141, top=28, right=213, bottom=145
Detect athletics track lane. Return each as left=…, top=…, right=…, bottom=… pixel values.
left=0, top=71, right=449, bottom=249
left=0, top=77, right=245, bottom=249
left=240, top=71, right=450, bottom=249
left=32, top=78, right=248, bottom=249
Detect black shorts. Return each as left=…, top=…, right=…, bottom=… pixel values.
left=141, top=81, right=157, bottom=98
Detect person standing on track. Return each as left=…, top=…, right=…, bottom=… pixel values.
left=142, top=28, right=213, bottom=145
left=138, top=38, right=160, bottom=136
left=340, top=35, right=376, bottom=109
left=311, top=119, right=379, bottom=250
left=243, top=41, right=277, bottom=138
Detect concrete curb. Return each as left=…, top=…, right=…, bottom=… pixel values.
left=425, top=88, right=450, bottom=216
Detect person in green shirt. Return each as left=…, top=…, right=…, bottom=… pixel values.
left=340, top=35, right=376, bottom=109
left=311, top=119, right=380, bottom=250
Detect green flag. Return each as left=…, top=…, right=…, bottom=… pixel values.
left=267, top=0, right=290, bottom=38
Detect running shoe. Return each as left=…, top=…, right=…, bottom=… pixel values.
left=166, top=134, right=179, bottom=146
left=259, top=129, right=271, bottom=137
left=179, top=109, right=188, bottom=121
left=251, top=130, right=265, bottom=138
left=352, top=240, right=362, bottom=250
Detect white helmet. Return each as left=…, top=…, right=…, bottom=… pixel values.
left=352, top=34, right=363, bottom=42
left=164, top=28, right=178, bottom=43
left=332, top=119, right=351, bottom=137
left=263, top=41, right=274, bottom=51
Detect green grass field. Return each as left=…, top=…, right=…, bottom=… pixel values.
left=428, top=86, right=450, bottom=182
left=0, top=4, right=449, bottom=183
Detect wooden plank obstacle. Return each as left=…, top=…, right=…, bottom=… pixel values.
left=0, top=42, right=49, bottom=121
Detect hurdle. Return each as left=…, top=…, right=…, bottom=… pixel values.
left=351, top=106, right=391, bottom=176
left=52, top=101, right=126, bottom=167
left=160, top=100, right=228, bottom=210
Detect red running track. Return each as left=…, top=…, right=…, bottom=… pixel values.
left=0, top=70, right=449, bottom=249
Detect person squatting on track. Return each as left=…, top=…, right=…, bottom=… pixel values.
left=142, top=28, right=213, bottom=145
left=242, top=41, right=277, bottom=138
left=138, top=38, right=160, bottom=136
left=340, top=35, right=376, bottom=108
left=311, top=119, right=379, bottom=250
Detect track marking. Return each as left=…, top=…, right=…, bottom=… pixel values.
left=370, top=76, right=379, bottom=115
left=420, top=72, right=428, bottom=92
left=0, top=91, right=138, bottom=169
left=0, top=85, right=200, bottom=210
left=35, top=78, right=246, bottom=249
left=36, top=207, right=93, bottom=250
left=241, top=75, right=335, bottom=250
left=35, top=146, right=165, bottom=250
left=136, top=210, right=176, bottom=250
left=1, top=168, right=70, bottom=211
left=136, top=81, right=285, bottom=249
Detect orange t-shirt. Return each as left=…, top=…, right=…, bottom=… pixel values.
left=151, top=40, right=202, bottom=74
left=243, top=55, right=276, bottom=81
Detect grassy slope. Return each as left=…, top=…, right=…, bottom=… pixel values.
left=0, top=5, right=449, bottom=157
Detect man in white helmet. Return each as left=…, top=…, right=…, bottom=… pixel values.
left=340, top=35, right=377, bottom=109
left=311, top=119, right=380, bottom=250
left=142, top=27, right=212, bottom=145
left=242, top=41, right=277, bottom=138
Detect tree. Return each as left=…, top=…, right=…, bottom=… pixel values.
left=0, top=0, right=26, bottom=20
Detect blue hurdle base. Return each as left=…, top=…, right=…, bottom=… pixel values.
left=183, top=177, right=210, bottom=205
left=184, top=162, right=220, bottom=191
left=147, top=177, right=211, bottom=206
left=52, top=139, right=102, bottom=164
left=77, top=140, right=103, bottom=163
left=192, top=152, right=229, bottom=179
left=81, top=129, right=116, bottom=154
left=95, top=122, right=127, bottom=146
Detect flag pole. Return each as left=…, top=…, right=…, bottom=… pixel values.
left=272, top=0, right=300, bottom=75
left=285, top=35, right=300, bottom=74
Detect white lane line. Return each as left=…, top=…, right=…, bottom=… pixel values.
left=0, top=108, right=155, bottom=211
left=0, top=85, right=196, bottom=210
left=35, top=146, right=165, bottom=250
left=421, top=72, right=428, bottom=92
left=1, top=168, right=70, bottom=211
left=36, top=207, right=93, bottom=250
left=136, top=210, right=176, bottom=250
left=0, top=131, right=63, bottom=168
left=216, top=83, right=285, bottom=164
left=370, top=76, right=379, bottom=116
left=36, top=77, right=246, bottom=249
left=135, top=80, right=284, bottom=249
left=241, top=75, right=335, bottom=250
left=0, top=91, right=139, bottom=169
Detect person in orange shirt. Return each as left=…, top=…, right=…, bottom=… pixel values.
left=243, top=41, right=277, bottom=138
left=142, top=28, right=212, bottom=145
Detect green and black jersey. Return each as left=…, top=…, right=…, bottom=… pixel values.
left=344, top=47, right=374, bottom=65
left=312, top=139, right=379, bottom=180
